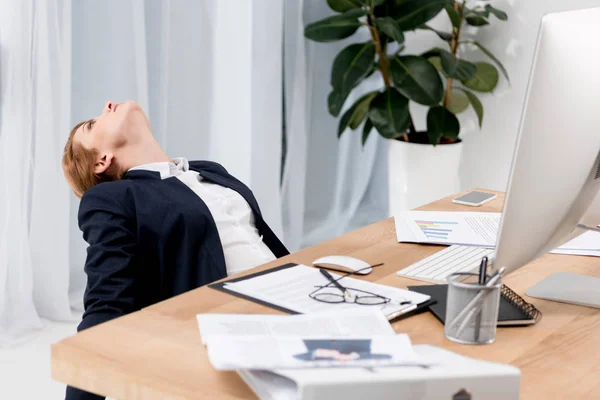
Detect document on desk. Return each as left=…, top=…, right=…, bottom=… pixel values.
left=394, top=211, right=501, bottom=247
left=239, top=345, right=521, bottom=400
left=205, top=335, right=424, bottom=370
left=395, top=210, right=600, bottom=253
left=554, top=230, right=600, bottom=251
left=197, top=309, right=395, bottom=345
left=222, top=265, right=431, bottom=321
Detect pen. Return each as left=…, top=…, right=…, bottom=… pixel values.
left=478, top=256, right=488, bottom=285
left=475, top=256, right=489, bottom=341
left=319, top=268, right=352, bottom=299
left=385, top=303, right=417, bottom=321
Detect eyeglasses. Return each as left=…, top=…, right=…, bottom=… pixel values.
left=310, top=285, right=391, bottom=305
left=309, top=263, right=413, bottom=306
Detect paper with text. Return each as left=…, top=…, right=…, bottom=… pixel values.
left=197, top=309, right=395, bottom=345
left=396, top=211, right=501, bottom=247
left=395, top=211, right=600, bottom=252
left=222, top=265, right=430, bottom=320
left=206, top=335, right=423, bottom=370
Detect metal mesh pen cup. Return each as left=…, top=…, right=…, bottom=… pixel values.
left=445, top=272, right=502, bottom=345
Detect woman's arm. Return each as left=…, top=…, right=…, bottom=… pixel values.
left=76, top=184, right=139, bottom=332
left=66, top=184, right=139, bottom=400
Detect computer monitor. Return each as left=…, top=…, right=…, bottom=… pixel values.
left=493, top=8, right=600, bottom=307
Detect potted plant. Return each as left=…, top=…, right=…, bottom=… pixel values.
left=304, top=0, right=508, bottom=214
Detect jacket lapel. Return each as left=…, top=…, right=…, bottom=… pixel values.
left=190, top=162, right=289, bottom=258
left=189, top=165, right=262, bottom=217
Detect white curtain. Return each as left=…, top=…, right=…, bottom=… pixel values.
left=0, top=0, right=72, bottom=344
left=0, top=0, right=388, bottom=342
left=282, top=0, right=388, bottom=250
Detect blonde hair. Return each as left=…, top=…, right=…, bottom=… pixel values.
left=62, top=121, right=124, bottom=197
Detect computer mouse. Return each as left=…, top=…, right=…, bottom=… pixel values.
left=312, top=255, right=372, bottom=275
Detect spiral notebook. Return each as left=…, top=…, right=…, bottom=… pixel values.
left=408, top=284, right=542, bottom=326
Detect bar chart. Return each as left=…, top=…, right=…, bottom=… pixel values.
left=415, top=220, right=459, bottom=240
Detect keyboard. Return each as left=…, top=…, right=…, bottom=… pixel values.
left=396, top=245, right=495, bottom=284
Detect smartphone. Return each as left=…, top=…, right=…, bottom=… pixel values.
left=452, top=191, right=497, bottom=207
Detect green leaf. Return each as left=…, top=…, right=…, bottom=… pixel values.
left=444, top=4, right=461, bottom=28
left=439, top=49, right=476, bottom=80
left=350, top=91, right=378, bottom=130
left=376, top=17, right=405, bottom=44
left=427, top=106, right=460, bottom=145
left=420, top=47, right=442, bottom=59
left=462, top=62, right=499, bottom=92
left=419, top=24, right=452, bottom=41
left=390, top=55, right=444, bottom=105
left=328, top=64, right=375, bottom=117
left=362, top=118, right=373, bottom=146
left=331, top=42, right=376, bottom=98
left=327, top=0, right=364, bottom=13
left=460, top=39, right=509, bottom=83
left=338, top=91, right=378, bottom=137
left=368, top=88, right=410, bottom=139
left=458, top=88, right=484, bottom=127
left=427, top=56, right=442, bottom=71
left=304, top=9, right=367, bottom=42
left=328, top=90, right=345, bottom=117
left=395, top=0, right=447, bottom=31
left=447, top=88, right=469, bottom=114
left=471, top=7, right=490, bottom=18
left=465, top=15, right=490, bottom=26
left=485, top=4, right=508, bottom=20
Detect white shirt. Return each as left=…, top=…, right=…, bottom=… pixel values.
left=129, top=158, right=276, bottom=276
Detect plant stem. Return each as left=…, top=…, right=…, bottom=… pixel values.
left=367, top=3, right=409, bottom=141
left=443, top=0, right=464, bottom=108
left=368, top=16, right=391, bottom=88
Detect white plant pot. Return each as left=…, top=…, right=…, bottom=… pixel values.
left=388, top=139, right=463, bottom=216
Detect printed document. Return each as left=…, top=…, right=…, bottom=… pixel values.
left=222, top=265, right=431, bottom=320
left=197, top=309, right=395, bottom=345
left=395, top=211, right=600, bottom=253
left=238, top=345, right=521, bottom=400
left=395, top=211, right=501, bottom=247
left=205, top=335, right=423, bottom=370
left=555, top=230, right=600, bottom=251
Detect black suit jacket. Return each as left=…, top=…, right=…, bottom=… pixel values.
left=66, top=161, right=288, bottom=400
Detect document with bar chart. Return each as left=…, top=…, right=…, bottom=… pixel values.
left=394, top=211, right=501, bottom=247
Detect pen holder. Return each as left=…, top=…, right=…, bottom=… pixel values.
left=445, top=272, right=502, bottom=345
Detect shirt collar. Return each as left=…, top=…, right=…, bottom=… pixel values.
left=128, top=157, right=189, bottom=180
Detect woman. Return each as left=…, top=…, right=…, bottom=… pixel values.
left=62, top=100, right=288, bottom=400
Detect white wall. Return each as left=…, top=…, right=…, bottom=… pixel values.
left=406, top=0, right=600, bottom=192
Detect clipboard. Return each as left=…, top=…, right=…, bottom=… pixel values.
left=209, top=263, right=300, bottom=315
left=209, top=263, right=436, bottom=322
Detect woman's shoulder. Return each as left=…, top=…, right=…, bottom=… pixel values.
left=83, top=179, right=135, bottom=199
left=79, top=180, right=137, bottom=212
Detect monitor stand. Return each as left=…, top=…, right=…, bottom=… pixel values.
left=526, top=272, right=600, bottom=308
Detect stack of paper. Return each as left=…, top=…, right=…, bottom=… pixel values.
left=238, top=345, right=521, bottom=400
left=197, top=310, right=521, bottom=400
left=395, top=211, right=600, bottom=257
left=197, top=310, right=424, bottom=371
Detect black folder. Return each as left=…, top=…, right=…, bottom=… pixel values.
left=408, top=284, right=542, bottom=326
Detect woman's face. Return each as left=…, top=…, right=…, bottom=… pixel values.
left=74, top=100, right=150, bottom=154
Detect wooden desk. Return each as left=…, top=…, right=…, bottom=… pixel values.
left=52, top=190, right=600, bottom=399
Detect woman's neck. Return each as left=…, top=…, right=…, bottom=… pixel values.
left=119, top=139, right=172, bottom=170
